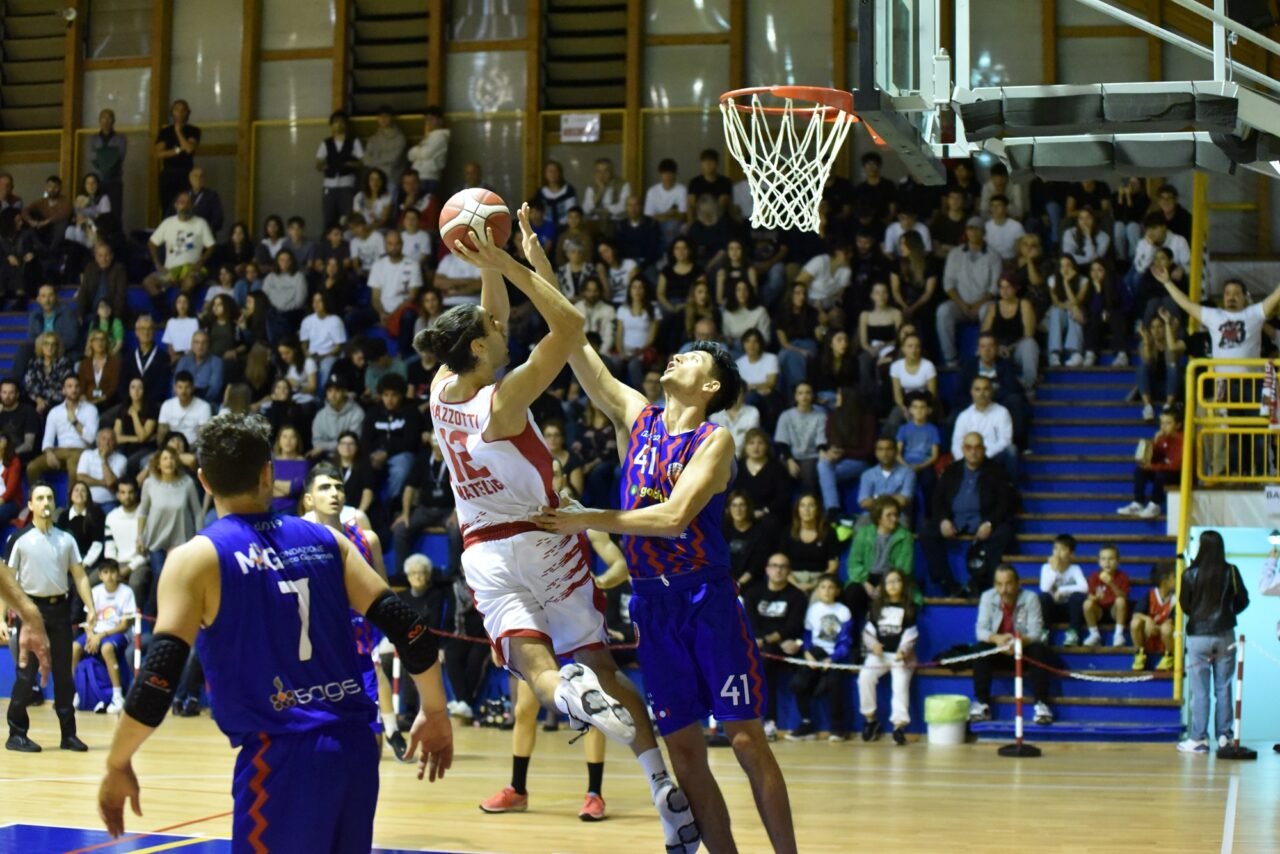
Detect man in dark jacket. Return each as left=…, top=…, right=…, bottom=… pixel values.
left=76, top=241, right=129, bottom=322
left=362, top=372, right=425, bottom=503
left=743, top=553, right=809, bottom=739
left=955, top=333, right=1030, bottom=450
left=920, top=432, right=1017, bottom=597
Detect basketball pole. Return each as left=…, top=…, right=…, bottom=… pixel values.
left=391, top=648, right=401, bottom=718
left=998, top=635, right=1042, bottom=758
left=1217, top=634, right=1258, bottom=760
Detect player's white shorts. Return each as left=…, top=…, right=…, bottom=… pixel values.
left=461, top=529, right=608, bottom=677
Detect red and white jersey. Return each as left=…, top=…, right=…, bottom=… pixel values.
left=429, top=372, right=556, bottom=546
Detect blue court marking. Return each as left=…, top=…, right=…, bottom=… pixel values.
left=0, top=824, right=468, bottom=853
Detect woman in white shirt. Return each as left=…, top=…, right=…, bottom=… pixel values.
left=1060, top=206, right=1111, bottom=267
left=299, top=290, right=347, bottom=390
left=614, top=276, right=660, bottom=388
left=276, top=336, right=318, bottom=404
left=735, top=328, right=780, bottom=423
left=596, top=238, right=640, bottom=305
left=721, top=279, right=770, bottom=353
left=163, top=292, right=199, bottom=359
left=352, top=168, right=391, bottom=231
left=1047, top=254, right=1091, bottom=366
left=883, top=332, right=938, bottom=435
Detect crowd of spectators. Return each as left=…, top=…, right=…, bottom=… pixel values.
left=1, top=99, right=1259, bottom=742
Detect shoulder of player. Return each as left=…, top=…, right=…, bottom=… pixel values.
left=166, top=536, right=219, bottom=579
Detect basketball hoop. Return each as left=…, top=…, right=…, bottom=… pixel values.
left=719, top=86, right=859, bottom=233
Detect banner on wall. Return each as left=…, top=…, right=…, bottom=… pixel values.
left=560, top=113, right=601, bottom=143
left=1266, top=485, right=1280, bottom=516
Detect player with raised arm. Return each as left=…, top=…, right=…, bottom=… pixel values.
left=302, top=461, right=411, bottom=761
left=419, top=209, right=699, bottom=852
left=97, top=412, right=453, bottom=849
left=528, top=217, right=798, bottom=854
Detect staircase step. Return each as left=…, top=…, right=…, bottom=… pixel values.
left=1028, top=437, right=1141, bottom=456
left=1025, top=475, right=1134, bottom=494
left=0, top=82, right=63, bottom=108
left=546, top=59, right=627, bottom=82
left=544, top=85, right=626, bottom=108
left=1023, top=455, right=1134, bottom=477
left=1031, top=420, right=1149, bottom=439
left=1, top=59, right=62, bottom=84
left=547, top=35, right=627, bottom=56
left=1015, top=533, right=1175, bottom=559
left=354, top=0, right=428, bottom=15
left=547, top=9, right=628, bottom=31
left=1005, top=553, right=1156, bottom=573
left=1018, top=513, right=1166, bottom=535
left=1042, top=366, right=1136, bottom=384
left=352, top=91, right=425, bottom=114
left=354, top=17, right=428, bottom=40
left=352, top=41, right=427, bottom=63
left=1036, top=382, right=1133, bottom=402
left=2, top=36, right=63, bottom=62
left=6, top=0, right=62, bottom=13
left=0, top=105, right=61, bottom=130
left=3, top=14, right=66, bottom=39
left=1021, top=493, right=1135, bottom=514
left=969, top=720, right=1182, bottom=741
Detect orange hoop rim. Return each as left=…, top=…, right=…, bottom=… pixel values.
left=719, top=85, right=856, bottom=120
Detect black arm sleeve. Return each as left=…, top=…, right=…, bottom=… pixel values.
left=366, top=590, right=440, bottom=675
left=122, top=633, right=190, bottom=728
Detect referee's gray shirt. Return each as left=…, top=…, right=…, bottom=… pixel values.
left=10, top=525, right=82, bottom=597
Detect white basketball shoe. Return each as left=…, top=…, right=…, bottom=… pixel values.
left=555, top=663, right=636, bottom=745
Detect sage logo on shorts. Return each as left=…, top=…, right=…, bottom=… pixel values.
left=267, top=675, right=363, bottom=711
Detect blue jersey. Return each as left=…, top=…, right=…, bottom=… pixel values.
left=619, top=404, right=732, bottom=581
left=196, top=513, right=377, bottom=746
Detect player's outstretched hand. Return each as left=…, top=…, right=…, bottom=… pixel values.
left=98, top=761, right=143, bottom=838
left=17, top=615, right=52, bottom=687
left=451, top=225, right=510, bottom=272
left=406, top=708, right=454, bottom=783
left=516, top=203, right=551, bottom=269
left=533, top=501, right=589, bottom=536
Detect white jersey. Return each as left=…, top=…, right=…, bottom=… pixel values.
left=91, top=583, right=137, bottom=634
left=429, top=372, right=556, bottom=546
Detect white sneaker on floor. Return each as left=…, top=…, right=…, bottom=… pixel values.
left=555, top=663, right=636, bottom=745
left=1177, top=738, right=1209, bottom=754
left=968, top=701, right=991, bottom=722
left=763, top=720, right=777, bottom=741
left=1111, top=629, right=1127, bottom=647
left=1117, top=501, right=1143, bottom=516
left=1139, top=501, right=1162, bottom=519
left=1083, top=351, right=1097, bottom=367
left=1033, top=702, right=1054, bottom=725
left=106, top=698, right=124, bottom=715
left=1083, top=630, right=1102, bottom=647
left=1065, top=352, right=1084, bottom=367
left=1048, top=353, right=1061, bottom=367
left=1112, top=351, right=1130, bottom=367
left=1218, top=734, right=1232, bottom=749
left=1142, top=403, right=1155, bottom=421
left=653, top=776, right=700, bottom=853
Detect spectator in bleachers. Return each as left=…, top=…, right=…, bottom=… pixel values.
left=346, top=212, right=382, bottom=277
left=157, top=371, right=211, bottom=449
left=1028, top=179, right=1067, bottom=250
left=1153, top=183, right=1191, bottom=240
left=1010, top=233, right=1049, bottom=321
left=144, top=190, right=214, bottom=315
left=364, top=372, right=423, bottom=503
left=1046, top=254, right=1090, bottom=367
left=582, top=157, right=630, bottom=234
left=774, top=382, right=826, bottom=493
left=687, top=197, right=733, bottom=274
left=20, top=175, right=71, bottom=256
left=400, top=208, right=432, bottom=271
left=596, top=238, right=641, bottom=306
left=775, top=281, right=820, bottom=396
left=0, top=379, right=39, bottom=463
left=70, top=558, right=134, bottom=714
left=947, top=159, right=980, bottom=214
left=930, top=189, right=969, bottom=261
left=851, top=152, right=895, bottom=223
left=811, top=330, right=856, bottom=410
left=533, top=160, right=577, bottom=236
left=1161, top=269, right=1280, bottom=368
left=410, top=287, right=446, bottom=348
left=846, top=495, right=916, bottom=622
left=817, top=390, right=876, bottom=517
left=76, top=426, right=125, bottom=514
left=335, top=430, right=376, bottom=520
left=687, top=148, right=733, bottom=219
left=856, top=282, right=902, bottom=403
left=978, top=162, right=1024, bottom=220
left=262, top=248, right=308, bottom=333
left=1038, top=533, right=1088, bottom=645
left=553, top=207, right=592, bottom=267
left=709, top=387, right=759, bottom=459
left=363, top=106, right=407, bottom=185
left=1131, top=560, right=1177, bottom=671
left=981, top=278, right=1039, bottom=393
left=79, top=328, right=121, bottom=409
left=60, top=481, right=106, bottom=574
left=275, top=336, right=319, bottom=406
left=310, top=379, right=364, bottom=460
left=76, top=241, right=127, bottom=323
left=1084, top=260, right=1129, bottom=368
left=854, top=437, right=915, bottom=523
left=88, top=298, right=125, bottom=357
left=173, top=330, right=223, bottom=405
left=1136, top=308, right=1185, bottom=420
left=162, top=292, right=199, bottom=360
left=113, top=378, right=158, bottom=469
left=354, top=168, right=392, bottom=232
left=315, top=111, right=363, bottom=231
left=556, top=238, right=595, bottom=299
left=796, top=243, right=852, bottom=321
left=136, top=446, right=202, bottom=614
left=937, top=217, right=1000, bottom=368
left=969, top=564, right=1054, bottom=724
left=615, top=195, right=663, bottom=272
left=270, top=425, right=307, bottom=514
left=858, top=567, right=919, bottom=745
left=407, top=107, right=449, bottom=196
left=715, top=238, right=755, bottom=304
left=959, top=332, right=1028, bottom=443
left=890, top=231, right=940, bottom=347
left=185, top=166, right=223, bottom=236
left=1111, top=177, right=1150, bottom=262
left=29, top=374, right=97, bottom=487
left=1082, top=544, right=1131, bottom=647
left=299, top=291, right=346, bottom=390
left=1128, top=215, right=1190, bottom=314
left=1120, top=407, right=1183, bottom=519
left=255, top=214, right=286, bottom=270
left=391, top=433, right=460, bottom=580
left=714, top=254, right=767, bottom=339
left=434, top=249, right=482, bottom=307
left=921, top=432, right=1017, bottom=597
left=743, top=552, right=805, bottom=741
left=951, top=376, right=1015, bottom=470
left=656, top=237, right=700, bottom=313
left=202, top=293, right=241, bottom=368
left=666, top=280, right=717, bottom=355
left=368, top=230, right=422, bottom=349
left=734, top=428, right=792, bottom=529
left=575, top=277, right=615, bottom=359
left=1060, top=206, right=1109, bottom=268
left=19, top=283, right=80, bottom=380
left=0, top=209, right=34, bottom=310
left=89, top=108, right=126, bottom=217
left=392, top=169, right=434, bottom=230
left=1066, top=179, right=1112, bottom=223
left=982, top=196, right=1024, bottom=263
left=724, top=491, right=775, bottom=589
left=786, top=576, right=853, bottom=741
left=0, top=431, right=21, bottom=528
left=24, top=332, right=74, bottom=417
left=218, top=221, right=256, bottom=278
left=155, top=99, right=200, bottom=213
left=881, top=207, right=931, bottom=262
left=612, top=276, right=658, bottom=387
left=895, top=391, right=940, bottom=496
left=781, top=493, right=839, bottom=593
left=104, top=480, right=148, bottom=602
left=644, top=157, right=687, bottom=248
left=283, top=216, right=318, bottom=271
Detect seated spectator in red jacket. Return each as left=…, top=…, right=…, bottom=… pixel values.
left=1083, top=543, right=1131, bottom=648
left=0, top=431, right=21, bottom=528
left=1118, top=407, right=1182, bottom=519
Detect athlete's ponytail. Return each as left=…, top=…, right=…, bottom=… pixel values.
left=414, top=304, right=487, bottom=373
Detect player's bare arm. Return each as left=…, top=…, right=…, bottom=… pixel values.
left=586, top=529, right=630, bottom=589
left=1153, top=265, right=1200, bottom=321
left=1261, top=282, right=1280, bottom=318
left=516, top=202, right=558, bottom=284
left=0, top=561, right=51, bottom=680
left=536, top=428, right=734, bottom=538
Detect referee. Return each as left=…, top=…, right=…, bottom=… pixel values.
left=6, top=482, right=93, bottom=753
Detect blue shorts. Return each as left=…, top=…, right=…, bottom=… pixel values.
left=74, top=633, right=129, bottom=660
left=630, top=572, right=765, bottom=735
left=231, top=723, right=379, bottom=854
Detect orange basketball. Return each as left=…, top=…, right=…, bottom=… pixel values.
left=438, top=188, right=512, bottom=252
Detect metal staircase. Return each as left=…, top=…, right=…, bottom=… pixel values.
left=347, top=0, right=433, bottom=115
left=0, top=0, right=65, bottom=130
left=542, top=0, right=626, bottom=109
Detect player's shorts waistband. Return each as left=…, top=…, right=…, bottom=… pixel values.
left=630, top=568, right=733, bottom=594
left=462, top=521, right=542, bottom=549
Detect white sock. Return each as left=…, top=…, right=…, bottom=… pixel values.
left=638, top=747, right=670, bottom=800
left=111, top=688, right=124, bottom=702
left=382, top=712, right=397, bottom=734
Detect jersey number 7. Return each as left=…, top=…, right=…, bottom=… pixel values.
left=278, top=578, right=313, bottom=661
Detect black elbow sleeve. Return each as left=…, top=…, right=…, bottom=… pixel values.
left=366, top=591, right=439, bottom=675
left=123, top=633, right=190, bottom=727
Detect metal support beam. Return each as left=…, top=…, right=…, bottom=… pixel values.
left=59, top=0, right=86, bottom=185
left=524, top=0, right=543, bottom=200
left=333, top=0, right=350, bottom=111
left=624, top=0, right=643, bottom=191
left=147, top=0, right=173, bottom=227
left=1188, top=170, right=1209, bottom=333
left=426, top=0, right=445, bottom=106
left=236, top=0, right=262, bottom=224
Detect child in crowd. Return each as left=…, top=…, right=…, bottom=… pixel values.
left=857, top=568, right=918, bottom=745
left=787, top=576, right=854, bottom=742
left=1038, top=533, right=1088, bottom=645
left=1118, top=407, right=1182, bottom=519
left=1130, top=560, right=1177, bottom=671
left=400, top=207, right=432, bottom=270
left=1083, top=543, right=1131, bottom=647
left=70, top=559, right=136, bottom=713
left=894, top=392, right=940, bottom=504
left=347, top=212, right=385, bottom=280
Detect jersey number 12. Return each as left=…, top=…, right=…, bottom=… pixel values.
left=278, top=578, right=313, bottom=661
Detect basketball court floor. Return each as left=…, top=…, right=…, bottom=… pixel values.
left=1, top=706, right=1275, bottom=853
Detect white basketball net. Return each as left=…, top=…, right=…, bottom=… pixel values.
left=720, top=94, right=857, bottom=233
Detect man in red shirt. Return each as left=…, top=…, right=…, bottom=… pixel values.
left=1083, top=543, right=1131, bottom=647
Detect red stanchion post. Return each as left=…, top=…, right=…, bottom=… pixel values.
left=1217, top=634, right=1257, bottom=760
left=998, top=634, right=1041, bottom=758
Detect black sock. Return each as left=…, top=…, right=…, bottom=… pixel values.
left=511, top=755, right=531, bottom=795
left=586, top=761, right=604, bottom=796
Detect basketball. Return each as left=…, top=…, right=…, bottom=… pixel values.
left=438, top=188, right=512, bottom=252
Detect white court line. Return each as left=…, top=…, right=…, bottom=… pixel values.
left=1222, top=775, right=1239, bottom=854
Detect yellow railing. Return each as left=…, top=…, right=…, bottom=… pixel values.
left=1174, top=357, right=1276, bottom=700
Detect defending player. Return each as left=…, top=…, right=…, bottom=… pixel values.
left=97, top=412, right=453, bottom=849
left=302, top=462, right=411, bottom=761
left=420, top=211, right=699, bottom=851
left=528, top=233, right=798, bottom=853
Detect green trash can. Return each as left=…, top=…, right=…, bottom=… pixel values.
left=924, top=694, right=969, bottom=746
